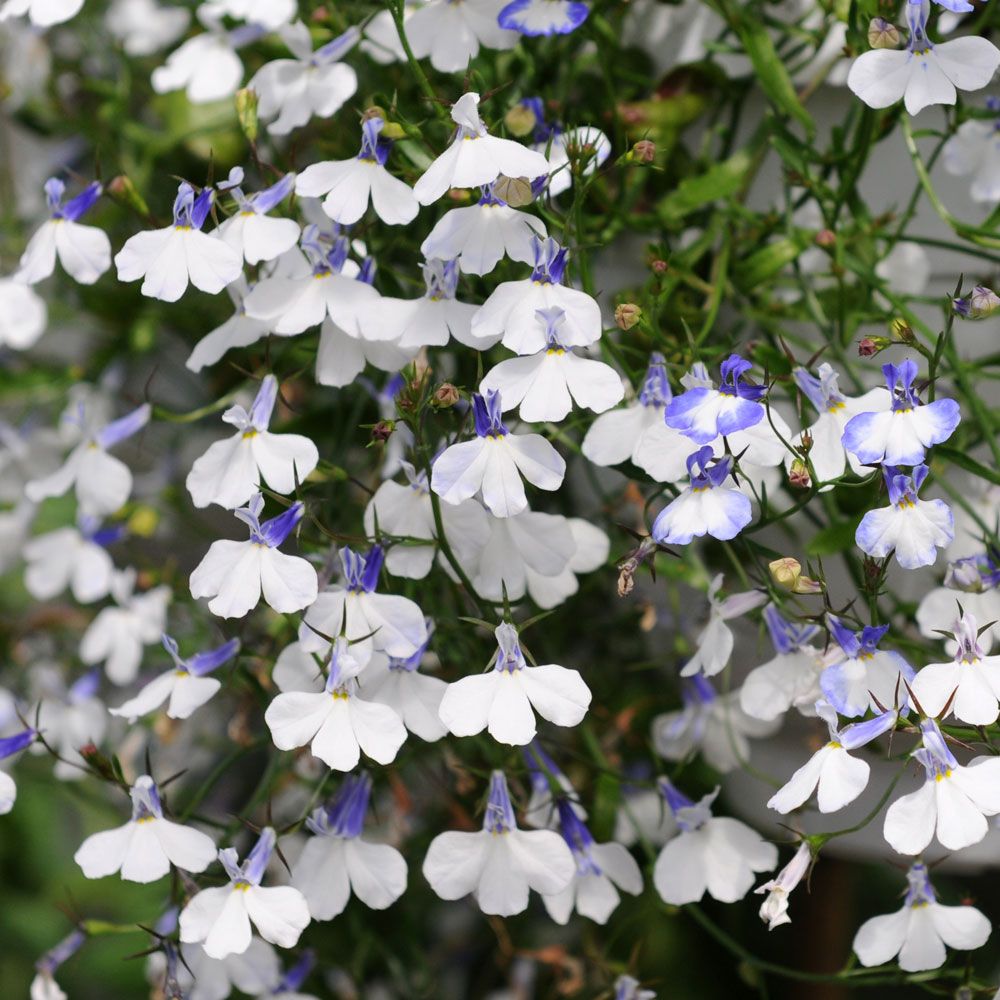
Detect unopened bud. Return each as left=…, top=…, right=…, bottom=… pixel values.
left=235, top=87, right=259, bottom=143
left=106, top=174, right=150, bottom=218
left=955, top=285, right=1000, bottom=319
left=615, top=303, right=642, bottom=331
left=127, top=506, right=158, bottom=537
left=505, top=103, right=537, bottom=138
left=650, top=259, right=668, bottom=274
left=78, top=744, right=121, bottom=784
left=363, top=105, right=386, bottom=121
left=858, top=335, right=891, bottom=357
left=791, top=575, right=823, bottom=594
left=371, top=420, right=395, bottom=443
left=868, top=18, right=900, bottom=49
left=629, top=139, right=656, bottom=164
left=890, top=317, right=914, bottom=343
left=381, top=120, right=406, bottom=140
left=618, top=536, right=657, bottom=597
left=945, top=556, right=985, bottom=593
left=769, top=557, right=801, bottom=589
left=814, top=229, right=835, bottom=248
left=433, top=383, right=460, bottom=408
left=788, top=459, right=811, bottom=490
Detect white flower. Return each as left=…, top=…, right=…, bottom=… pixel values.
left=291, top=773, right=407, bottom=919
left=30, top=667, right=106, bottom=780
left=653, top=781, right=777, bottom=905
left=0, top=727, right=36, bottom=813
left=0, top=0, right=83, bottom=27
left=186, top=375, right=319, bottom=510
left=110, top=634, right=239, bottom=722
left=847, top=1, right=1000, bottom=116
left=767, top=701, right=897, bottom=815
left=856, top=464, right=954, bottom=570
left=265, top=637, right=407, bottom=771
left=106, top=0, right=190, bottom=56
left=249, top=22, right=358, bottom=135
left=25, top=401, right=151, bottom=516
left=480, top=307, right=624, bottom=423
left=755, top=841, right=812, bottom=930
left=296, top=116, right=418, bottom=226
left=438, top=621, right=591, bottom=746
left=315, top=313, right=413, bottom=389
left=943, top=113, right=1000, bottom=203
left=179, top=828, right=311, bottom=960
left=212, top=170, right=300, bottom=265
left=189, top=495, right=318, bottom=619
left=430, top=389, right=566, bottom=519
left=420, top=180, right=547, bottom=276
left=912, top=611, right=1000, bottom=724
left=403, top=0, right=517, bottom=73
left=115, top=183, right=243, bottom=302
left=523, top=516, right=610, bottom=610
left=202, top=0, right=296, bottom=30
left=470, top=236, right=602, bottom=353
left=150, top=18, right=245, bottom=104
left=298, top=545, right=428, bottom=662
left=74, top=775, right=216, bottom=883
left=883, top=719, right=1000, bottom=854
left=412, top=92, right=550, bottom=206
left=652, top=675, right=779, bottom=773
left=0, top=277, right=46, bottom=349
left=680, top=574, right=766, bottom=679
left=185, top=276, right=279, bottom=373
left=422, top=770, right=575, bottom=916
left=853, top=863, right=990, bottom=972
left=23, top=516, right=118, bottom=604
left=15, top=179, right=110, bottom=285
left=149, top=937, right=281, bottom=1000
left=80, top=568, right=171, bottom=685
left=30, top=930, right=85, bottom=1000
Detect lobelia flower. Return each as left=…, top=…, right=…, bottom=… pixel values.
left=498, top=0, right=590, bottom=36
left=201, top=0, right=296, bottom=30
left=0, top=0, right=82, bottom=26
left=299, top=544, right=427, bottom=661
left=652, top=674, right=780, bottom=773
left=189, top=495, right=318, bottom=619
left=291, top=773, right=407, bottom=920
left=212, top=169, right=300, bottom=265
left=438, top=621, right=591, bottom=746
left=186, top=275, right=279, bottom=373
left=847, top=0, right=1000, bottom=116
left=842, top=359, right=960, bottom=466
left=363, top=461, right=489, bottom=580
left=614, top=975, right=657, bottom=1000
left=186, top=375, right=319, bottom=510
left=768, top=701, right=898, bottom=814
left=30, top=929, right=85, bottom=1000
left=884, top=718, right=1000, bottom=854
left=652, top=780, right=778, bottom=905
left=942, top=99, right=1000, bottom=203
left=650, top=448, right=753, bottom=545
left=582, top=353, right=697, bottom=483
left=402, top=0, right=517, bottom=73
left=856, top=464, right=954, bottom=569
left=664, top=354, right=766, bottom=445
left=74, top=775, right=216, bottom=883
left=296, top=116, right=418, bottom=227
left=819, top=616, right=914, bottom=718
left=15, top=179, right=110, bottom=286
left=420, top=180, right=548, bottom=276
left=789, top=363, right=892, bottom=486
left=0, top=728, right=36, bottom=814
left=148, top=934, right=281, bottom=1000
left=755, top=841, right=812, bottom=930
left=179, top=828, right=311, bottom=959
left=362, top=258, right=484, bottom=351
left=109, top=633, right=240, bottom=722
left=23, top=515, right=123, bottom=603
left=853, top=862, right=991, bottom=972
left=480, top=307, right=624, bottom=422
left=0, top=277, right=46, bottom=349
left=470, top=235, right=602, bottom=353
left=249, top=23, right=359, bottom=135
left=106, top=0, right=190, bottom=57
left=521, top=516, right=610, bottom=610
left=412, top=92, right=550, bottom=207
left=523, top=742, right=585, bottom=828
left=243, top=228, right=377, bottom=336
left=263, top=952, right=320, bottom=1000
left=115, top=182, right=243, bottom=302
left=422, top=769, right=575, bottom=916
left=430, top=390, right=566, bottom=519
left=740, top=605, right=824, bottom=721
left=80, top=568, right=171, bottom=684
left=912, top=611, right=1000, bottom=724
left=680, top=574, right=767, bottom=678
left=265, top=636, right=407, bottom=771
left=30, top=667, right=107, bottom=780
left=25, top=401, right=150, bottom=516
left=541, top=799, right=643, bottom=925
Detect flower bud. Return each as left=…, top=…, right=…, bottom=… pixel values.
left=868, top=18, right=900, bottom=49
left=381, top=121, right=406, bottom=141
left=791, top=575, right=823, bottom=595
left=371, top=420, right=395, bottom=443
left=788, top=459, right=811, bottom=490
left=615, top=303, right=642, bottom=331
left=769, top=557, right=802, bottom=589
left=955, top=285, right=1000, bottom=319
left=433, top=382, right=460, bottom=408
left=650, top=259, right=668, bottom=274
left=235, top=87, right=259, bottom=143
left=890, top=317, right=915, bottom=343
left=814, top=229, right=835, bottom=248
left=858, top=335, right=890, bottom=357
left=504, top=103, right=537, bottom=137
left=106, top=174, right=150, bottom=218
left=944, top=557, right=985, bottom=593
left=629, top=139, right=656, bottom=164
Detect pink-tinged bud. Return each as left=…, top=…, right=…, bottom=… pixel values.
left=106, top=174, right=150, bottom=218
left=433, top=383, right=460, bottom=408
left=868, top=17, right=900, bottom=49
left=769, top=557, right=802, bottom=589
left=858, top=335, right=891, bottom=357
left=371, top=420, right=395, bottom=443
left=791, top=575, right=823, bottom=595
left=650, top=259, right=668, bottom=275
left=788, top=459, right=811, bottom=490
left=630, top=139, right=656, bottom=164
left=814, top=229, right=835, bottom=248
left=969, top=286, right=1000, bottom=318
left=615, top=303, right=642, bottom=330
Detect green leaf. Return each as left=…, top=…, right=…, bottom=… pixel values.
left=806, top=518, right=860, bottom=556
left=935, top=445, right=1000, bottom=486
left=658, top=149, right=752, bottom=223
left=735, top=232, right=812, bottom=291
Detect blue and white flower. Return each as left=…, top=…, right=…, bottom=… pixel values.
left=521, top=516, right=610, bottom=610
left=649, top=447, right=752, bottom=545
left=150, top=11, right=249, bottom=104
left=755, top=841, right=812, bottom=930
left=438, top=621, right=591, bottom=746
left=201, top=0, right=296, bottom=30
left=943, top=99, right=1000, bottom=203
left=0, top=0, right=82, bottom=27
left=30, top=929, right=85, bottom=1000
left=212, top=169, right=300, bottom=265
left=498, top=0, right=590, bottom=36
left=16, top=179, right=110, bottom=285
left=30, top=667, right=107, bottom=781
left=0, top=278, right=46, bottom=349
left=74, top=775, right=216, bottom=883
left=106, top=0, right=190, bottom=57
left=185, top=275, right=279, bottom=373
left=842, top=360, right=960, bottom=467
left=856, top=464, right=954, bottom=569
left=290, top=773, right=407, bottom=920
left=402, top=0, right=517, bottom=73
left=189, top=495, right=318, bottom=619
left=23, top=515, right=122, bottom=604
left=422, top=770, right=575, bottom=916
left=681, top=574, right=766, bottom=678
left=0, top=728, right=36, bottom=814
